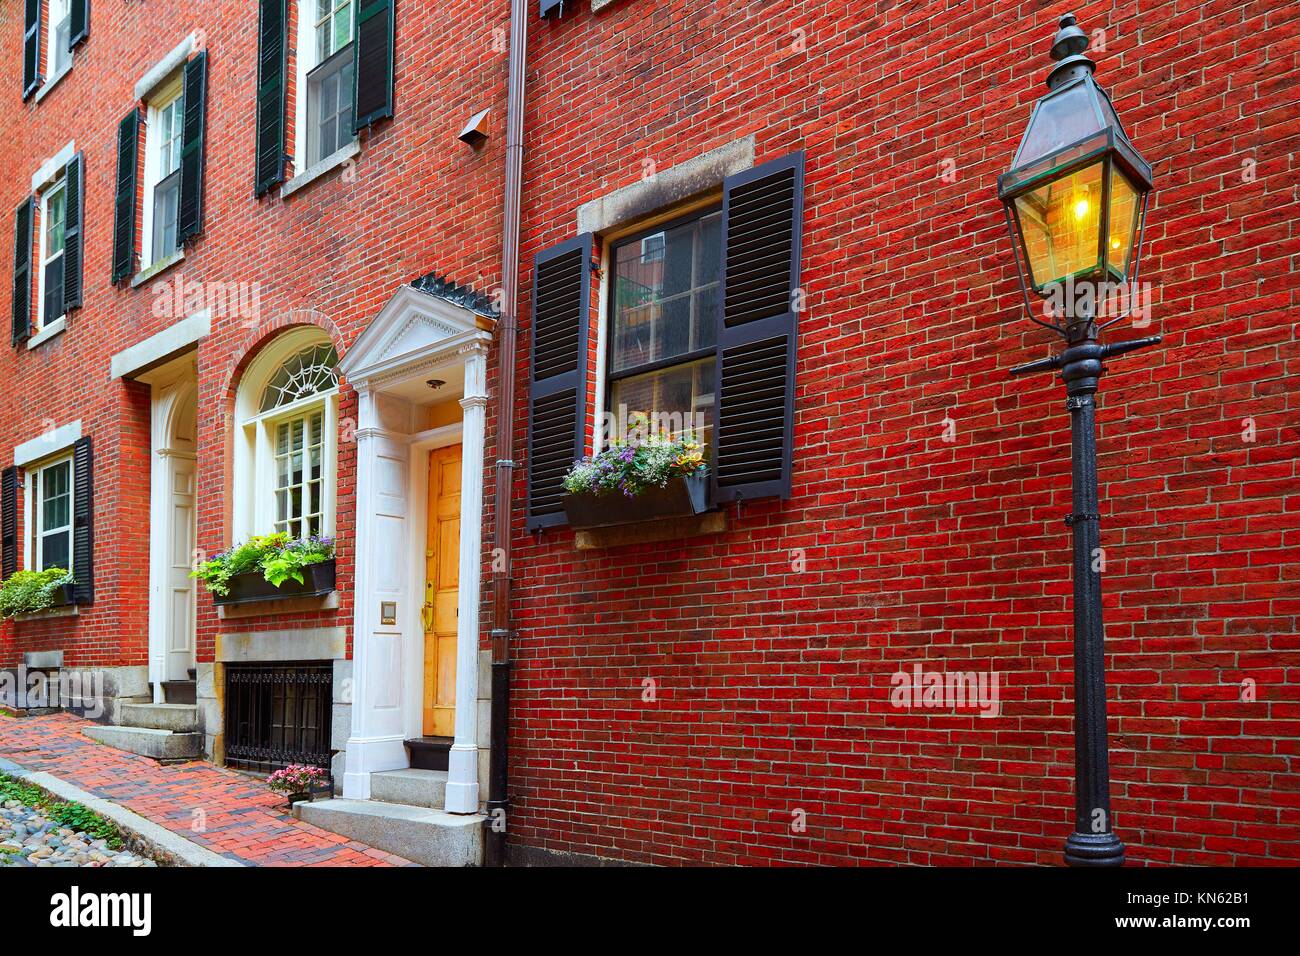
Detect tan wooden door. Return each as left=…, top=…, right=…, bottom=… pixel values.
left=423, top=444, right=462, bottom=737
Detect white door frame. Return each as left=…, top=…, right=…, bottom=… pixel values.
left=338, top=286, right=493, bottom=812
left=146, top=369, right=198, bottom=700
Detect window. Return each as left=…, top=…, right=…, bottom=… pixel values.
left=38, top=175, right=67, bottom=330
left=47, top=0, right=71, bottom=78
left=315, top=0, right=353, bottom=62
left=607, top=209, right=721, bottom=450
left=307, top=49, right=354, bottom=165
left=299, top=0, right=356, bottom=168
left=144, top=80, right=184, bottom=266
left=234, top=331, right=340, bottom=543
left=31, top=456, right=72, bottom=572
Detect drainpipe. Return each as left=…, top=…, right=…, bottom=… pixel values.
left=485, top=0, right=528, bottom=868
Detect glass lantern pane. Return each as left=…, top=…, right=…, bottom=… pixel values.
left=1106, top=166, right=1140, bottom=281
left=1013, top=160, right=1105, bottom=289
left=1013, top=81, right=1104, bottom=170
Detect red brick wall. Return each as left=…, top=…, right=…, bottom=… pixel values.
left=506, top=1, right=1300, bottom=865
left=0, top=0, right=509, bottom=669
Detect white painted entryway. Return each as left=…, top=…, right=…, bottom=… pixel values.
left=144, top=357, right=199, bottom=697
left=338, top=285, right=493, bottom=813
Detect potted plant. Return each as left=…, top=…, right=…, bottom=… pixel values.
left=266, top=764, right=330, bottom=808
left=561, top=416, right=710, bottom=529
left=191, top=533, right=337, bottom=606
left=0, top=568, right=76, bottom=619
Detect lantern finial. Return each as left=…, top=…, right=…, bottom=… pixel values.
left=1046, top=13, right=1095, bottom=90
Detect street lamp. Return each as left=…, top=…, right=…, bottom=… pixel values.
left=999, top=13, right=1162, bottom=868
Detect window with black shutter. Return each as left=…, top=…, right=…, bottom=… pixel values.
left=111, top=109, right=139, bottom=284
left=61, top=153, right=83, bottom=313
left=22, top=0, right=41, bottom=99
left=606, top=209, right=721, bottom=451
left=69, top=0, right=89, bottom=48
left=712, top=152, right=804, bottom=503
left=1, top=467, right=18, bottom=580
left=71, top=436, right=93, bottom=603
left=176, top=52, right=208, bottom=245
left=527, top=234, right=594, bottom=531
left=12, top=197, right=33, bottom=345
left=352, top=0, right=394, bottom=131
left=255, top=0, right=288, bottom=195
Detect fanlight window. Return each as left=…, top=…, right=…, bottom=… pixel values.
left=260, top=343, right=340, bottom=413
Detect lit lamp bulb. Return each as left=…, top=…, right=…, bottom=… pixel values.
left=1073, top=197, right=1091, bottom=220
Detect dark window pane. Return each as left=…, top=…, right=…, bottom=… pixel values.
left=42, top=532, right=69, bottom=571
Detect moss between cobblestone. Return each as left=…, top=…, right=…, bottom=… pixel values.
left=0, top=772, right=125, bottom=850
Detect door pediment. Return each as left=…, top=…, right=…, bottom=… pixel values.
left=339, top=284, right=495, bottom=388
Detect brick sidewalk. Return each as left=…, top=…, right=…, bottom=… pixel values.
left=0, top=712, right=413, bottom=866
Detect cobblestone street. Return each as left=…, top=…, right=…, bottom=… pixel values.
left=0, top=713, right=413, bottom=866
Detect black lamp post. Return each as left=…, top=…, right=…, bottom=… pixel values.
left=998, top=13, right=1162, bottom=867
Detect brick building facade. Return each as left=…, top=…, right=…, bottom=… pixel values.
left=2, top=0, right=1297, bottom=868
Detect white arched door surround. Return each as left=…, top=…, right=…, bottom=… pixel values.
left=144, top=356, right=199, bottom=698
left=337, top=284, right=494, bottom=813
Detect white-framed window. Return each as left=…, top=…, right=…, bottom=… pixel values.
left=29, top=455, right=73, bottom=572
left=37, top=174, right=67, bottom=331
left=603, top=207, right=722, bottom=452
left=297, top=0, right=356, bottom=169
left=233, top=329, right=340, bottom=542
left=142, top=76, right=184, bottom=267
left=46, top=0, right=72, bottom=79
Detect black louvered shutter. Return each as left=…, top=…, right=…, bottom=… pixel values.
left=255, top=0, right=288, bottom=195
left=177, top=52, right=208, bottom=245
left=527, top=234, right=593, bottom=531
left=12, top=197, right=33, bottom=346
left=352, top=0, right=395, bottom=130
left=111, top=109, right=139, bottom=284
left=72, top=437, right=93, bottom=604
left=70, top=0, right=90, bottom=47
left=713, top=152, right=805, bottom=503
left=21, top=0, right=40, bottom=98
left=1, top=467, right=17, bottom=580
left=62, top=153, right=84, bottom=312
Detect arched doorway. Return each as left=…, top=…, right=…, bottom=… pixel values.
left=146, top=357, right=199, bottom=697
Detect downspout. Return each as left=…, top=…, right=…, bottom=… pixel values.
left=485, top=0, right=528, bottom=867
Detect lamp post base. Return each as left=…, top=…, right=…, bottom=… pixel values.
left=1064, top=831, right=1126, bottom=867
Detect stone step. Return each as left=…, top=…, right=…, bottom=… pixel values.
left=119, top=702, right=199, bottom=733
left=370, top=768, right=448, bottom=809
left=295, top=799, right=483, bottom=867
left=83, top=725, right=203, bottom=761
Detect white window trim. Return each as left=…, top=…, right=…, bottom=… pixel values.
left=25, top=454, right=74, bottom=574
left=40, top=0, right=73, bottom=96
left=141, top=74, right=185, bottom=270
left=36, top=175, right=67, bottom=334
left=232, top=329, right=340, bottom=543
left=294, top=0, right=358, bottom=179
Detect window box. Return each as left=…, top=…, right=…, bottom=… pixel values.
left=47, top=582, right=76, bottom=607
left=562, top=472, right=709, bottom=530
left=212, top=559, right=336, bottom=607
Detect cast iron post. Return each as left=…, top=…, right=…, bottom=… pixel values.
left=1011, top=316, right=1161, bottom=866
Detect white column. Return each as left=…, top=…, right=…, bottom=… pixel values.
left=343, top=385, right=411, bottom=798
left=444, top=347, right=487, bottom=814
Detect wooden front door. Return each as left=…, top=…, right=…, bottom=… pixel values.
left=423, top=444, right=462, bottom=737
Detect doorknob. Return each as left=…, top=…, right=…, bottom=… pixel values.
left=422, top=603, right=434, bottom=631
